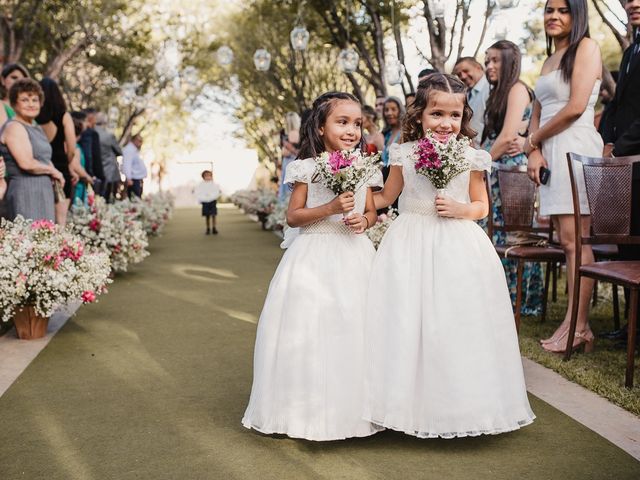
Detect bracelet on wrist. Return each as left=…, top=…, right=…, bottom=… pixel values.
left=363, top=215, right=370, bottom=229
left=528, top=133, right=539, bottom=151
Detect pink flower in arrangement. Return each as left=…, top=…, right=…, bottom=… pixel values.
left=16, top=272, right=27, bottom=284
left=151, top=223, right=158, bottom=232
left=81, top=291, right=96, bottom=303
left=31, top=219, right=56, bottom=231
left=87, top=194, right=95, bottom=207
left=327, top=151, right=354, bottom=174
left=89, top=218, right=101, bottom=232
left=414, top=137, right=442, bottom=171
left=59, top=242, right=83, bottom=262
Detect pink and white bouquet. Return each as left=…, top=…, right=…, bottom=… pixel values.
left=314, top=149, right=381, bottom=195
left=69, top=195, right=149, bottom=272
left=0, top=217, right=111, bottom=322
left=413, top=131, right=470, bottom=190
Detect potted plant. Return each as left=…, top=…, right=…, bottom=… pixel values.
left=0, top=217, right=111, bottom=339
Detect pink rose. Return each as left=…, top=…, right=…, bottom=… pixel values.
left=81, top=291, right=96, bottom=303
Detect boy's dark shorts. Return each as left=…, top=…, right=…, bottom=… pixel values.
left=202, top=200, right=217, bottom=216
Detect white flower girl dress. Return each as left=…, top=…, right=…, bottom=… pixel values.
left=242, top=157, right=383, bottom=441
left=364, top=142, right=535, bottom=438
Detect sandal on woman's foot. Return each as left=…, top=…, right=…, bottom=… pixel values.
left=542, top=329, right=595, bottom=354
left=540, top=323, right=570, bottom=345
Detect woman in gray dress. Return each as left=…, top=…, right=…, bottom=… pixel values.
left=0, top=78, right=64, bottom=222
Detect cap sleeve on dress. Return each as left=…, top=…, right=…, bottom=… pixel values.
left=388, top=143, right=403, bottom=167
left=469, top=147, right=492, bottom=173
left=284, top=158, right=314, bottom=185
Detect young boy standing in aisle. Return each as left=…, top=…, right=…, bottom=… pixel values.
left=195, top=170, right=220, bottom=235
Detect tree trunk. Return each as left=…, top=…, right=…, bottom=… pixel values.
left=45, top=39, right=89, bottom=80
left=591, top=0, right=629, bottom=51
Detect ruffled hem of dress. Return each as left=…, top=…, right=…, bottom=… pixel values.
left=364, top=414, right=535, bottom=440
left=241, top=418, right=384, bottom=442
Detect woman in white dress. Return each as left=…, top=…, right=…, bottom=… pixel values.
left=242, top=92, right=383, bottom=441
left=524, top=0, right=602, bottom=353
left=364, top=73, right=535, bottom=439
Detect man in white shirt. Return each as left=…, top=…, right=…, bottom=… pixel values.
left=453, top=57, right=490, bottom=146
left=121, top=134, right=147, bottom=198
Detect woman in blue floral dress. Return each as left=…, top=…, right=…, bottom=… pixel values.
left=480, top=40, right=543, bottom=316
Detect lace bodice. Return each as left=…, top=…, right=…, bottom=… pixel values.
left=284, top=157, right=383, bottom=222
left=389, top=141, right=491, bottom=215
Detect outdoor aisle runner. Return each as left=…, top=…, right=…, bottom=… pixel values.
left=1, top=206, right=638, bottom=480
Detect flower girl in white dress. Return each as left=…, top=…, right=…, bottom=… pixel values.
left=242, top=92, right=383, bottom=441
left=364, top=74, right=535, bottom=438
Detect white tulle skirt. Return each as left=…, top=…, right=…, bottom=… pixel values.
left=242, top=231, right=382, bottom=441
left=364, top=213, right=535, bottom=438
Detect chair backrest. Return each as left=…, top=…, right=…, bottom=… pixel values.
left=566, top=152, right=640, bottom=244
left=493, top=163, right=537, bottom=231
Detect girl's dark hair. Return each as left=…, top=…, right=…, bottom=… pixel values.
left=1, top=63, right=30, bottom=99
left=35, top=77, right=67, bottom=124
left=298, top=91, right=362, bottom=159
left=1, top=63, right=29, bottom=80
left=483, top=40, right=527, bottom=142
left=545, top=0, right=590, bottom=83
left=402, top=73, right=476, bottom=142
left=72, top=115, right=85, bottom=137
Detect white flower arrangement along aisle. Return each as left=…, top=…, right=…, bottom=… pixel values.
left=0, top=217, right=111, bottom=323
left=0, top=192, right=175, bottom=332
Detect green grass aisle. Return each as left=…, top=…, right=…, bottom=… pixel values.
left=1, top=206, right=638, bottom=480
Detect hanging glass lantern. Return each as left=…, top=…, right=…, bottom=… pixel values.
left=108, top=106, right=120, bottom=121
left=290, top=26, right=310, bottom=51
left=496, top=0, right=519, bottom=8
left=120, top=82, right=136, bottom=105
left=385, top=59, right=405, bottom=86
left=493, top=13, right=509, bottom=40
left=430, top=0, right=446, bottom=18
left=253, top=48, right=272, bottom=71
left=216, top=45, right=234, bottom=66
left=338, top=47, right=359, bottom=74
left=182, top=66, right=199, bottom=88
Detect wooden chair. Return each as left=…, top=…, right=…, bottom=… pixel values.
left=591, top=244, right=621, bottom=329
left=565, top=153, right=640, bottom=388
left=491, top=163, right=565, bottom=331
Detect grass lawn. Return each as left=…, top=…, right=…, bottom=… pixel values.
left=518, top=274, right=640, bottom=416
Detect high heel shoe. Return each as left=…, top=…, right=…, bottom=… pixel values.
left=541, top=329, right=595, bottom=354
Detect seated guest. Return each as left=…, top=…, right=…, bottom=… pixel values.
left=453, top=56, right=490, bottom=146
left=0, top=79, right=64, bottom=222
